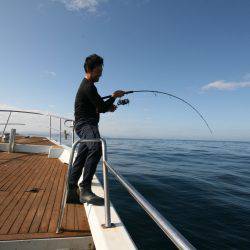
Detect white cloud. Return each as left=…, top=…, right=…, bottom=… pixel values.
left=42, top=70, right=56, bottom=78
left=0, top=103, right=16, bottom=110
left=201, top=80, right=250, bottom=91
left=54, top=0, right=106, bottom=12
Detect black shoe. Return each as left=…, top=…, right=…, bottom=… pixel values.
left=66, top=187, right=81, bottom=204
left=79, top=188, right=104, bottom=206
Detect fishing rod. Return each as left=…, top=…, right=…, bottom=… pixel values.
left=102, top=90, right=213, bottom=134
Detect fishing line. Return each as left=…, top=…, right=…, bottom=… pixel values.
left=102, top=90, right=213, bottom=134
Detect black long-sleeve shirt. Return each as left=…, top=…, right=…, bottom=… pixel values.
left=74, top=78, right=115, bottom=125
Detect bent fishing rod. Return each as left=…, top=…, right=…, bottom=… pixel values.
left=102, top=90, right=213, bottom=134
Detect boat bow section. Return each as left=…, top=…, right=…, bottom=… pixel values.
left=0, top=135, right=137, bottom=250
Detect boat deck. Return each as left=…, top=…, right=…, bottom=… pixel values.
left=0, top=137, right=91, bottom=241
left=12, top=135, right=61, bottom=147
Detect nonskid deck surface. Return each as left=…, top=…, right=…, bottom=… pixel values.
left=0, top=142, right=91, bottom=241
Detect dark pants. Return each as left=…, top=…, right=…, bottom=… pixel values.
left=68, top=123, right=102, bottom=190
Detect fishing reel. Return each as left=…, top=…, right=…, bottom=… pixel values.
left=117, top=98, right=130, bottom=106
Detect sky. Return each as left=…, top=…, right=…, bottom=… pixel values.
left=0, top=0, right=250, bottom=140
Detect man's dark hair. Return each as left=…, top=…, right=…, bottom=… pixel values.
left=84, top=54, right=104, bottom=72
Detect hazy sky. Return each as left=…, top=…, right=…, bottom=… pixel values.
left=1, top=0, right=250, bottom=140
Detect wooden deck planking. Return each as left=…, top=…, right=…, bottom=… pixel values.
left=0, top=139, right=91, bottom=241
left=0, top=155, right=47, bottom=234
left=14, top=136, right=57, bottom=146
left=0, top=154, right=41, bottom=213
left=8, top=155, right=49, bottom=234
left=29, top=159, right=59, bottom=233
left=0, top=154, right=30, bottom=187
left=0, top=154, right=29, bottom=176
left=74, top=205, right=80, bottom=231
left=1, top=135, right=61, bottom=148
left=39, top=159, right=62, bottom=233
left=0, top=231, right=90, bottom=241
left=77, top=204, right=90, bottom=231
left=19, top=157, right=59, bottom=234
left=3, top=154, right=41, bottom=192
left=48, top=163, right=67, bottom=232
left=62, top=204, right=68, bottom=230
left=0, top=157, right=45, bottom=234
left=0, top=154, right=36, bottom=191
left=0, top=154, right=39, bottom=203
left=66, top=204, right=75, bottom=231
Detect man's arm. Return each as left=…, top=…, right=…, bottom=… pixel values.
left=85, top=85, right=115, bottom=113
left=103, top=97, right=116, bottom=112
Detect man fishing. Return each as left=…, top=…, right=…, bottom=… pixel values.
left=67, top=54, right=125, bottom=205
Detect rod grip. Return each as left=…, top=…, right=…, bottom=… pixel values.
left=101, top=91, right=133, bottom=100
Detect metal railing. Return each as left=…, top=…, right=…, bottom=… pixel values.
left=0, top=109, right=196, bottom=249
left=0, top=109, right=74, bottom=145
left=57, top=138, right=196, bottom=250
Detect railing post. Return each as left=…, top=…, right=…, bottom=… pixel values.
left=72, top=126, right=75, bottom=146
left=1, top=111, right=12, bottom=139
left=56, top=138, right=112, bottom=233
left=8, top=128, right=16, bottom=153
left=59, top=118, right=62, bottom=145
left=56, top=140, right=79, bottom=233
left=49, top=116, right=52, bottom=140
left=101, top=139, right=112, bottom=228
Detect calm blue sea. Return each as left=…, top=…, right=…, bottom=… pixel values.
left=65, top=138, right=250, bottom=249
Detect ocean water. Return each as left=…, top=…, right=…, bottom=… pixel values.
left=94, top=139, right=250, bottom=250
left=64, top=137, right=250, bottom=249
